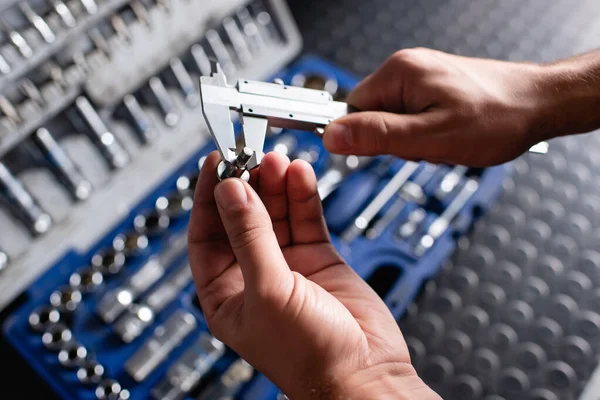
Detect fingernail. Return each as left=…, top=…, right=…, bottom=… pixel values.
left=324, top=123, right=353, bottom=151
left=215, top=179, right=248, bottom=210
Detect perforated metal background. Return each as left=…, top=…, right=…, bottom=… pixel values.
left=288, top=0, right=600, bottom=399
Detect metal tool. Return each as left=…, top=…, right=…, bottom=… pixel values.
left=77, top=360, right=105, bottom=384
left=121, top=94, right=157, bottom=144
left=223, top=16, right=252, bottom=66
left=20, top=2, right=56, bottom=43
left=91, top=249, right=126, bottom=275
left=29, top=305, right=61, bottom=332
left=318, top=155, right=372, bottom=200
left=292, top=73, right=339, bottom=97
left=151, top=332, right=226, bottom=400
left=155, top=192, right=193, bottom=218
left=42, top=322, right=72, bottom=351
left=112, top=231, right=149, bottom=256
left=74, top=96, right=130, bottom=169
left=95, top=379, right=130, bottom=400
left=96, top=257, right=163, bottom=323
left=0, top=250, right=7, bottom=272
left=133, top=210, right=170, bottom=236
left=205, top=30, right=236, bottom=76
left=168, top=58, right=199, bottom=106
left=365, top=164, right=437, bottom=239
left=50, top=285, right=83, bottom=312
left=196, top=358, right=254, bottom=400
left=341, top=161, right=420, bottom=242
left=397, top=208, right=427, bottom=240
left=58, top=341, right=88, bottom=368
left=52, top=0, right=77, bottom=28
left=0, top=54, right=11, bottom=75
left=33, top=128, right=93, bottom=201
left=0, top=162, right=52, bottom=236
left=1, top=17, right=33, bottom=58
left=436, top=165, right=468, bottom=200
left=414, top=179, right=479, bottom=256
left=254, top=10, right=280, bottom=44
left=0, top=96, right=20, bottom=124
left=20, top=78, right=45, bottom=107
left=97, top=233, right=187, bottom=323
left=110, top=13, right=131, bottom=43
left=190, top=44, right=212, bottom=76
left=70, top=267, right=104, bottom=293
left=125, top=310, right=197, bottom=382
left=113, top=263, right=192, bottom=342
left=236, top=6, right=266, bottom=53
left=199, top=62, right=350, bottom=180
left=130, top=0, right=150, bottom=27
left=80, top=0, right=99, bottom=14
left=145, top=77, right=179, bottom=126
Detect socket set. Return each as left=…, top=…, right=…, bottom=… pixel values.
left=2, top=52, right=512, bottom=399
left=0, top=0, right=302, bottom=310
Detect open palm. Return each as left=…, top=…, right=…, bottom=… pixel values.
left=188, top=151, right=437, bottom=399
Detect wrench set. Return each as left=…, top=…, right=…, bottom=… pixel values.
left=0, top=0, right=511, bottom=399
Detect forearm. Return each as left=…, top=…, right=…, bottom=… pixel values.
left=534, top=50, right=600, bottom=141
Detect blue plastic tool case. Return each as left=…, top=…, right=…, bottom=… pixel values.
left=2, top=54, right=511, bottom=400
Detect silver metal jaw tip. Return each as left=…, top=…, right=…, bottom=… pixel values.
left=217, top=160, right=251, bottom=182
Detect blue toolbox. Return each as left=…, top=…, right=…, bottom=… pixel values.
left=0, top=1, right=510, bottom=399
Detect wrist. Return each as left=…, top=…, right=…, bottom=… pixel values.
left=332, top=362, right=440, bottom=400
left=286, top=362, right=440, bottom=400
left=531, top=52, right=600, bottom=141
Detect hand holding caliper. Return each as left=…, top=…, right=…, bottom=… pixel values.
left=199, top=61, right=353, bottom=181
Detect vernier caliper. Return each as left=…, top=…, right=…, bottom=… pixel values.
left=199, top=61, right=550, bottom=181
left=199, top=61, right=352, bottom=180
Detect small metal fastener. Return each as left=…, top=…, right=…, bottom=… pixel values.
left=133, top=211, right=170, bottom=236
left=112, top=232, right=149, bottom=256
left=77, top=360, right=105, bottom=384
left=58, top=341, right=88, bottom=368
left=42, top=323, right=72, bottom=351
left=216, top=148, right=254, bottom=181
left=70, top=267, right=104, bottom=293
left=91, top=250, right=127, bottom=275
left=50, top=285, right=83, bottom=312
left=155, top=193, right=193, bottom=218
left=95, top=379, right=131, bottom=400
left=29, top=306, right=61, bottom=332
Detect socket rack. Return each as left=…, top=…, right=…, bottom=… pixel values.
left=2, top=52, right=512, bottom=399
left=0, top=0, right=302, bottom=310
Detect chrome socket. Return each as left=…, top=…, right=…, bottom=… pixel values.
left=70, top=267, right=104, bottom=294
left=95, top=379, right=131, bottom=400
left=77, top=360, right=105, bottom=385
left=28, top=305, right=61, bottom=332
left=112, top=232, right=149, bottom=256
left=133, top=211, right=170, bottom=236
left=50, top=285, right=83, bottom=312
left=155, top=193, right=193, bottom=218
left=42, top=323, right=72, bottom=351
left=91, top=250, right=127, bottom=275
left=58, top=341, right=88, bottom=368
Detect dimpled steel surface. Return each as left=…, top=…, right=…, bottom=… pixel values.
left=289, top=0, right=600, bottom=399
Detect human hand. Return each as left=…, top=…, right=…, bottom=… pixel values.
left=188, top=151, right=439, bottom=400
left=323, top=48, right=554, bottom=167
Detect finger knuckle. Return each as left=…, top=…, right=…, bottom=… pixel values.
left=363, top=113, right=392, bottom=153
left=228, top=221, right=270, bottom=252
left=390, top=48, right=430, bottom=67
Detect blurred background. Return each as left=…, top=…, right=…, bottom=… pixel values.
left=1, top=0, right=600, bottom=399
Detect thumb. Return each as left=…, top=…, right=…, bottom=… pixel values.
left=322, top=111, right=446, bottom=160
left=214, top=178, right=293, bottom=300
